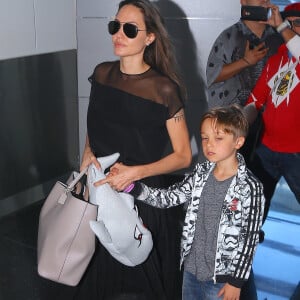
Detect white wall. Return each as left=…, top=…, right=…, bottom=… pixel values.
left=76, top=0, right=241, bottom=160
left=0, top=0, right=77, bottom=60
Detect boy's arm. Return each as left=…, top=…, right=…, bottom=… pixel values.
left=129, top=166, right=198, bottom=208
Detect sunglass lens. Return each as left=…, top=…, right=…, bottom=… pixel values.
left=293, top=19, right=300, bottom=27
left=108, top=20, right=120, bottom=35
left=123, top=23, right=138, bottom=38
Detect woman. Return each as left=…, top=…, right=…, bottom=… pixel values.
left=78, top=0, right=192, bottom=299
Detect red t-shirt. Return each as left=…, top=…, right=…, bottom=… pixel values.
left=246, top=44, right=300, bottom=153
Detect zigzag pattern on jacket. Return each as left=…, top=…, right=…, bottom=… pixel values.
left=137, top=153, right=264, bottom=286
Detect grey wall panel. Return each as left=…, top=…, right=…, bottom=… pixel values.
left=0, top=0, right=36, bottom=60
left=0, top=50, right=79, bottom=208
left=78, top=99, right=89, bottom=161
left=77, top=0, right=120, bottom=17
left=34, top=0, right=77, bottom=53
left=77, top=17, right=116, bottom=98
left=0, top=0, right=77, bottom=61
left=158, top=0, right=239, bottom=18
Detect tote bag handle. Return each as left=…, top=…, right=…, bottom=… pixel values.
left=58, top=167, right=89, bottom=204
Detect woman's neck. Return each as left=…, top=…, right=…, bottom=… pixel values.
left=120, top=58, right=150, bottom=75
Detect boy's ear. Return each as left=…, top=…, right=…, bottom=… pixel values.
left=235, top=136, right=245, bottom=150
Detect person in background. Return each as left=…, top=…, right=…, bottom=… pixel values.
left=206, top=0, right=283, bottom=245
left=115, top=105, right=265, bottom=300
left=244, top=3, right=300, bottom=214
left=78, top=0, right=192, bottom=299
left=206, top=0, right=282, bottom=109
left=205, top=1, right=281, bottom=298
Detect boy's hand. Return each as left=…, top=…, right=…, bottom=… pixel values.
left=218, top=283, right=240, bottom=300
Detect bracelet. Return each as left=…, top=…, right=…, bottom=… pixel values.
left=123, top=182, right=135, bottom=193
left=276, top=20, right=291, bottom=33
left=242, top=57, right=251, bottom=65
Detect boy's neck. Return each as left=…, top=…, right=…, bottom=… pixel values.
left=213, top=157, right=239, bottom=181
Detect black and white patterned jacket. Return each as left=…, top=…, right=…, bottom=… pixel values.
left=135, top=153, right=265, bottom=288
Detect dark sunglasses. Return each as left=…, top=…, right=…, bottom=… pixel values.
left=108, top=20, right=146, bottom=39
left=290, top=19, right=300, bottom=28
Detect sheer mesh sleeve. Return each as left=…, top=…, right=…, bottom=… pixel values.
left=88, top=61, right=184, bottom=119
left=155, top=78, right=184, bottom=118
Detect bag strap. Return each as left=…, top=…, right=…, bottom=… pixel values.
left=57, top=167, right=89, bottom=205
left=67, top=167, right=89, bottom=192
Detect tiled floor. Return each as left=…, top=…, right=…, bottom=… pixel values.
left=0, top=177, right=299, bottom=300
left=253, top=179, right=300, bottom=300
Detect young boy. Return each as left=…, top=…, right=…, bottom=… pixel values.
left=129, top=104, right=265, bottom=300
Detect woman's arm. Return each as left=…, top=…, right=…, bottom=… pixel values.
left=97, top=109, right=192, bottom=191
left=80, top=135, right=101, bottom=171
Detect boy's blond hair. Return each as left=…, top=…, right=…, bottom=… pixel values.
left=200, top=104, right=248, bottom=138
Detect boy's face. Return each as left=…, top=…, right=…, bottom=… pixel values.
left=200, top=118, right=245, bottom=163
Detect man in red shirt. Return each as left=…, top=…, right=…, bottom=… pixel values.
left=245, top=3, right=300, bottom=218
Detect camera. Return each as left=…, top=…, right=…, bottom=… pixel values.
left=241, top=5, right=272, bottom=21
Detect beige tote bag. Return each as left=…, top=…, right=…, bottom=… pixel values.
left=37, top=168, right=97, bottom=286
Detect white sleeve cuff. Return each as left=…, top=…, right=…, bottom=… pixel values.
left=287, top=35, right=300, bottom=61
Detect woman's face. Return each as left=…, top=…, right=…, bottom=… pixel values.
left=111, top=4, right=154, bottom=59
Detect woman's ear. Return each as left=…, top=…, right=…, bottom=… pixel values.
left=146, top=33, right=155, bottom=46
left=235, top=136, right=245, bottom=150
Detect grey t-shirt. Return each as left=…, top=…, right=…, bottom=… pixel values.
left=185, top=172, right=233, bottom=281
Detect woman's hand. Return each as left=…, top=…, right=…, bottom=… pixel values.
left=95, top=163, right=139, bottom=191
left=80, top=144, right=101, bottom=171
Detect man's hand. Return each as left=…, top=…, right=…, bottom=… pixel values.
left=265, top=5, right=283, bottom=28
left=244, top=40, right=268, bottom=66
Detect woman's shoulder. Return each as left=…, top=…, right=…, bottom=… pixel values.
left=150, top=69, right=178, bottom=94
left=93, top=60, right=119, bottom=74
left=90, top=61, right=119, bottom=82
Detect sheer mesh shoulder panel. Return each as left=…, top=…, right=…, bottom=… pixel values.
left=89, top=61, right=184, bottom=118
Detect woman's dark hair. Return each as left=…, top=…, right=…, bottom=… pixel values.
left=118, top=0, right=186, bottom=100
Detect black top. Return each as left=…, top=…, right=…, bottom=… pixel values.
left=77, top=61, right=184, bottom=300
left=87, top=61, right=183, bottom=168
